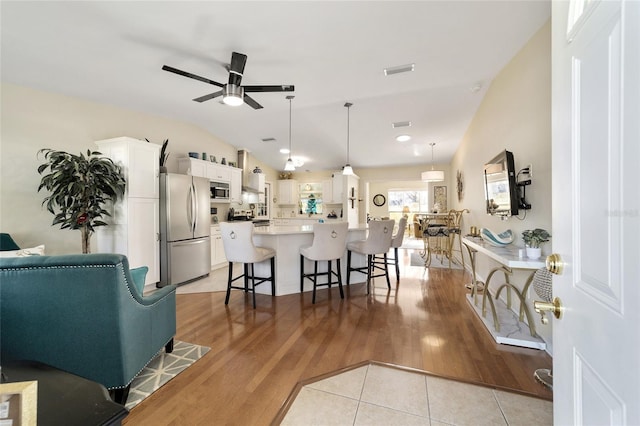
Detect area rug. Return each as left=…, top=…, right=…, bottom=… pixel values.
left=125, top=340, right=210, bottom=409
left=410, top=252, right=463, bottom=270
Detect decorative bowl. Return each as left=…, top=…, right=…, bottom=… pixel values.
left=480, top=228, right=514, bottom=247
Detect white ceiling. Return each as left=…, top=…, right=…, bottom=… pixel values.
left=1, top=1, right=550, bottom=172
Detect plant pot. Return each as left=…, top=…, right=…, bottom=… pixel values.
left=526, top=247, right=542, bottom=260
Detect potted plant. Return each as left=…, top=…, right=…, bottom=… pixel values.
left=522, top=228, right=551, bottom=260
left=147, top=138, right=170, bottom=172
left=37, top=149, right=126, bottom=253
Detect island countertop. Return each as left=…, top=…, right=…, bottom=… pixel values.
left=253, top=224, right=367, bottom=236
left=249, top=224, right=368, bottom=296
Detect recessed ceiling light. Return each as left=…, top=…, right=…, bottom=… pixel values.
left=396, top=135, right=411, bottom=142
left=392, top=121, right=412, bottom=128
left=384, top=63, right=415, bottom=76
left=279, top=148, right=290, bottom=154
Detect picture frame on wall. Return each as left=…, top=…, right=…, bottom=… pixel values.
left=0, top=380, right=38, bottom=425
left=433, top=186, right=447, bottom=212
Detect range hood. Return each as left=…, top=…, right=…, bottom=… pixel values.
left=238, top=149, right=264, bottom=194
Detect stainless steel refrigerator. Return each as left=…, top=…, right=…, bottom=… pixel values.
left=159, top=173, right=211, bottom=287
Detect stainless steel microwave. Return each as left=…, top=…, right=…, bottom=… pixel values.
left=210, top=181, right=230, bottom=201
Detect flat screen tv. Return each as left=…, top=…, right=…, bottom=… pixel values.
left=484, top=150, right=519, bottom=217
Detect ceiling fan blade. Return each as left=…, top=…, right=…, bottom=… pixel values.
left=228, top=52, right=247, bottom=86
left=243, top=85, right=295, bottom=93
left=193, top=90, right=223, bottom=103
left=162, top=65, right=224, bottom=88
left=243, top=94, right=263, bottom=110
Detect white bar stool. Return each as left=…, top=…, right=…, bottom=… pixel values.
left=300, top=222, right=349, bottom=304
left=374, top=216, right=407, bottom=282
left=346, top=219, right=395, bottom=294
left=220, top=222, right=275, bottom=308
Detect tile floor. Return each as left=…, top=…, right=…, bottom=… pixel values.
left=279, top=363, right=552, bottom=425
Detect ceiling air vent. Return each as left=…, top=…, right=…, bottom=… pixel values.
left=384, top=63, right=415, bottom=76
left=392, top=121, right=412, bottom=128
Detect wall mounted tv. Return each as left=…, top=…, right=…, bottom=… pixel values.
left=484, top=150, right=519, bottom=217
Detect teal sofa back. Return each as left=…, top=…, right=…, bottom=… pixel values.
left=0, top=253, right=176, bottom=391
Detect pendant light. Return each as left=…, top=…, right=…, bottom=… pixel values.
left=342, top=102, right=354, bottom=175
left=284, top=95, right=296, bottom=171
left=421, top=142, right=444, bottom=182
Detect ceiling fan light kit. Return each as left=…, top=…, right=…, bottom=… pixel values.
left=422, top=142, right=444, bottom=182
left=163, top=51, right=294, bottom=110
left=222, top=84, right=244, bottom=106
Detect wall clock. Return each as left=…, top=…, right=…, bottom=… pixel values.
left=373, top=194, right=386, bottom=207
left=457, top=170, right=464, bottom=202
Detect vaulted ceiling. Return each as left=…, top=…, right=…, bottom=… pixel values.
left=1, top=1, right=550, bottom=172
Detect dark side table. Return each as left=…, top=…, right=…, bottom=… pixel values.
left=1, top=360, right=128, bottom=426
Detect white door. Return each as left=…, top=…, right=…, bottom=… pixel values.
left=552, top=1, right=639, bottom=424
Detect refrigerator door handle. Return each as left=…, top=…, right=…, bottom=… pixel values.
left=192, top=181, right=198, bottom=233
left=189, top=182, right=197, bottom=234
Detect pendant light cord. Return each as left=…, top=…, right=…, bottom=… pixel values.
left=430, top=142, right=436, bottom=170
left=345, top=102, right=353, bottom=164
left=288, top=96, right=293, bottom=156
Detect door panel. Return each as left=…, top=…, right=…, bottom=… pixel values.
left=192, top=176, right=211, bottom=238
left=165, top=173, right=194, bottom=241
left=167, top=237, right=211, bottom=285
left=552, top=1, right=639, bottom=424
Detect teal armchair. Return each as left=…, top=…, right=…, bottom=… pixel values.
left=0, top=253, right=176, bottom=404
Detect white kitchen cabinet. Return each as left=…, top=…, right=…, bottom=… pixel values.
left=322, top=180, right=334, bottom=204
left=277, top=180, right=299, bottom=205
left=208, top=163, right=231, bottom=182
left=230, top=168, right=242, bottom=203
left=178, top=157, right=208, bottom=178
left=210, top=225, right=227, bottom=269
left=178, top=158, right=242, bottom=202
left=331, top=172, right=360, bottom=226
left=95, top=137, right=160, bottom=285
left=178, top=158, right=232, bottom=182
left=332, top=173, right=344, bottom=203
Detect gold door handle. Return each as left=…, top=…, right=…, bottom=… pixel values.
left=534, top=297, right=564, bottom=324
left=546, top=253, right=564, bottom=275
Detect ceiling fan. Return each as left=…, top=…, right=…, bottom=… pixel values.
left=162, top=51, right=294, bottom=109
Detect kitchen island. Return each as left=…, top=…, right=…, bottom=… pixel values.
left=249, top=223, right=367, bottom=296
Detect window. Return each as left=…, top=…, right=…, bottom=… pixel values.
left=299, top=183, right=324, bottom=215
left=388, top=190, right=429, bottom=212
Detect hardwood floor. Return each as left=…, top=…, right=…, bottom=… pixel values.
left=124, top=249, right=552, bottom=425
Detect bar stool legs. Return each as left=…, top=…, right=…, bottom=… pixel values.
left=225, top=257, right=275, bottom=309
left=300, top=255, right=344, bottom=304
left=347, top=251, right=391, bottom=294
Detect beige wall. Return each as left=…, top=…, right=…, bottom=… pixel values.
left=451, top=20, right=552, bottom=348
left=0, top=83, right=276, bottom=254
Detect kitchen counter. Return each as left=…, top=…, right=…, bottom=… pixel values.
left=249, top=224, right=367, bottom=296
left=254, top=223, right=365, bottom=236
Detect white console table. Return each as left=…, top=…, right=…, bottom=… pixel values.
left=462, top=237, right=546, bottom=350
